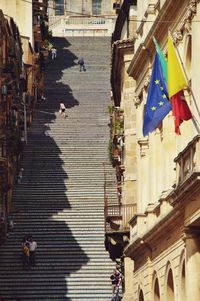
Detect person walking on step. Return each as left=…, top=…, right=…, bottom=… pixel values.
left=21, top=237, right=30, bottom=270
left=51, top=47, right=57, bottom=60
left=78, top=57, right=86, bottom=72
left=28, top=235, right=37, bottom=267
left=59, top=102, right=67, bottom=118
left=110, top=269, right=122, bottom=301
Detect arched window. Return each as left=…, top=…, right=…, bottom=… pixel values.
left=92, top=0, right=102, bottom=15
left=153, top=278, right=160, bottom=301
left=166, top=268, right=175, bottom=301
left=180, top=260, right=186, bottom=301
left=139, top=290, right=144, bottom=301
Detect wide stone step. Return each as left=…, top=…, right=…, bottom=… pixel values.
left=0, top=36, right=116, bottom=300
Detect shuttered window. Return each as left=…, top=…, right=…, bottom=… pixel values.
left=92, top=0, right=102, bottom=15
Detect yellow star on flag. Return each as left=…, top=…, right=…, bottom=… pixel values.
left=160, top=86, right=164, bottom=91
left=162, top=94, right=167, bottom=99
left=159, top=101, right=164, bottom=106
left=151, top=106, right=156, bottom=111
left=155, top=79, right=160, bottom=85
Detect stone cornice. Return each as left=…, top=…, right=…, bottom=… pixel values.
left=125, top=204, right=183, bottom=260
left=113, top=38, right=135, bottom=48
left=127, top=0, right=196, bottom=81
left=138, top=138, right=149, bottom=157
left=111, top=38, right=135, bottom=106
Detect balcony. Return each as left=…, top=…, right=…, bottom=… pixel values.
left=105, top=203, right=136, bottom=233
left=170, top=135, right=200, bottom=204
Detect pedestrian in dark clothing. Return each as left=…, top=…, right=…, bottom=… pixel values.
left=78, top=58, right=86, bottom=71
left=110, top=268, right=123, bottom=301
left=110, top=269, right=121, bottom=293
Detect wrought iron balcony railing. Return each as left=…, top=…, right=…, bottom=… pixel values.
left=105, top=203, right=136, bottom=233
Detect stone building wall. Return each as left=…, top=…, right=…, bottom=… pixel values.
left=124, top=0, right=200, bottom=300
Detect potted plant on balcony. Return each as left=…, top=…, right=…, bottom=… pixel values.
left=108, top=105, right=114, bottom=119
left=115, top=120, right=123, bottom=136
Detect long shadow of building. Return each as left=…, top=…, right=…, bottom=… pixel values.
left=0, top=36, right=114, bottom=300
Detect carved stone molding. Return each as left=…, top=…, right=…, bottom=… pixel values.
left=145, top=4, right=157, bottom=16
left=136, top=18, right=146, bottom=37
left=183, top=0, right=197, bottom=35
left=172, top=0, right=197, bottom=43
left=134, top=95, right=142, bottom=107
left=184, top=19, right=192, bottom=34
left=182, top=226, right=200, bottom=243
left=187, top=0, right=197, bottom=18
left=172, top=30, right=183, bottom=44
left=138, top=139, right=149, bottom=157
left=144, top=75, right=151, bottom=88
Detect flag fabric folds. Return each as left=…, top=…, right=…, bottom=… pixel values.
left=143, top=52, right=172, bottom=136
left=168, top=33, right=188, bottom=98
left=171, top=91, right=192, bottom=135
left=167, top=32, right=192, bottom=134
left=153, top=36, right=168, bottom=85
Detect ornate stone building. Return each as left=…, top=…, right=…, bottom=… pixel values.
left=48, top=0, right=121, bottom=36
left=0, top=0, right=49, bottom=243
left=105, top=0, right=137, bottom=294
left=114, top=0, right=200, bottom=300
left=48, top=0, right=120, bottom=16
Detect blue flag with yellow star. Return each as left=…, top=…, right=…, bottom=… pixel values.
left=143, top=52, right=172, bottom=136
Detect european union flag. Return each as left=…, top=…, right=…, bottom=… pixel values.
left=143, top=52, right=172, bottom=136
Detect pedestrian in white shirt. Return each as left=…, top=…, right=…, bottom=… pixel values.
left=28, top=236, right=37, bottom=267
left=59, top=102, right=67, bottom=118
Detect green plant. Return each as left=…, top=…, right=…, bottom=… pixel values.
left=115, top=107, right=124, bottom=113
left=115, top=120, right=123, bottom=135
left=108, top=105, right=114, bottom=114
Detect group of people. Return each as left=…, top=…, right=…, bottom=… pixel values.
left=21, top=235, right=37, bottom=269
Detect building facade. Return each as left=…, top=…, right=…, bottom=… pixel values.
left=48, top=0, right=121, bottom=36
left=48, top=0, right=120, bottom=16
left=0, top=0, right=49, bottom=243
left=109, top=0, right=200, bottom=300
left=105, top=0, right=137, bottom=291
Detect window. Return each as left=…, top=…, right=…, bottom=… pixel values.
left=55, top=0, right=64, bottom=16
left=153, top=278, right=160, bottom=301
left=166, top=269, right=175, bottom=301
left=139, top=290, right=144, bottom=301
left=92, top=0, right=102, bottom=15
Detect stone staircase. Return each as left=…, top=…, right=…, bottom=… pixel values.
left=0, top=37, right=117, bottom=300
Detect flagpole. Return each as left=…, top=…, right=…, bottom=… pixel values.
left=169, top=31, right=200, bottom=121
left=191, top=116, right=200, bottom=134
